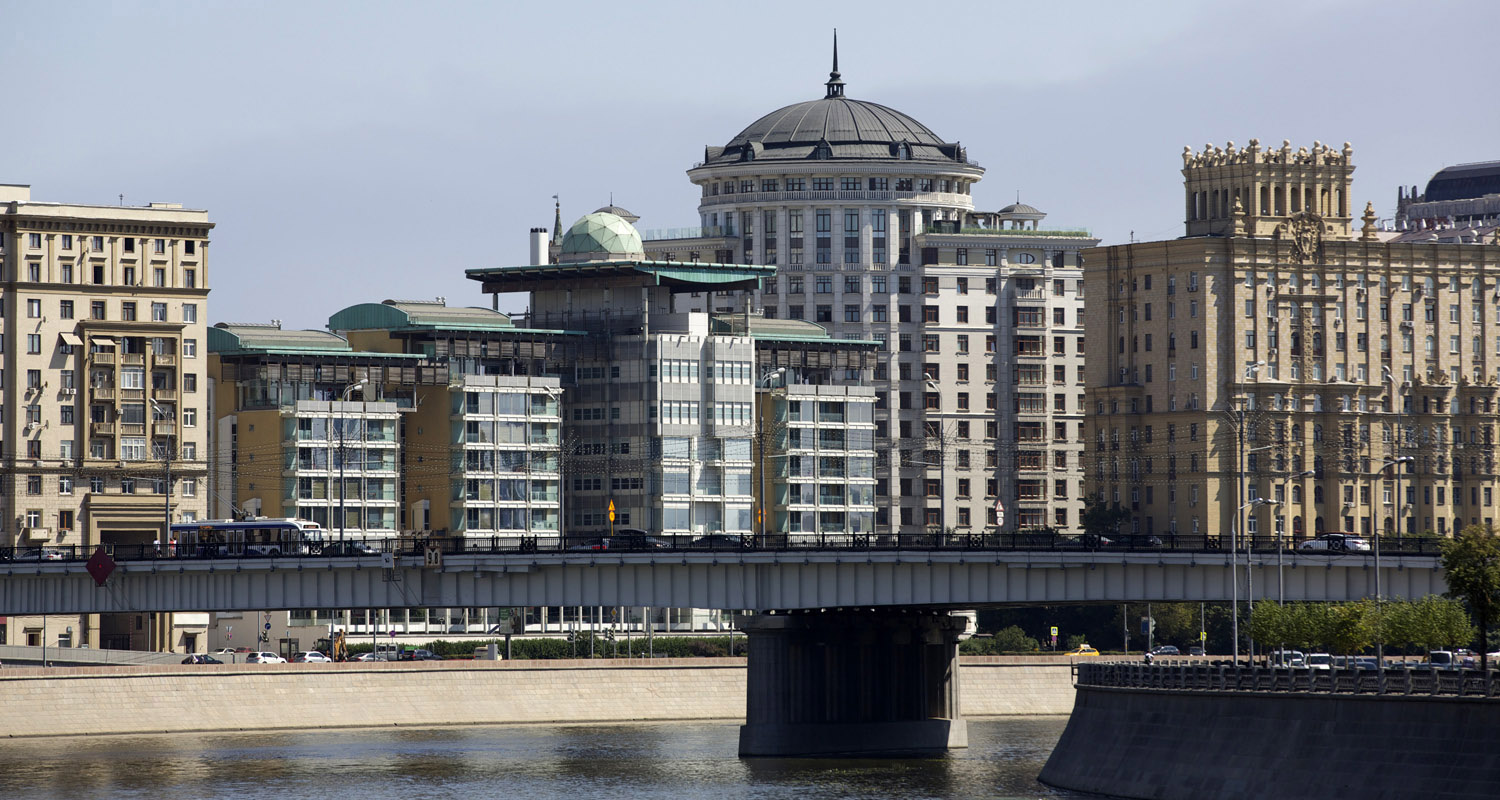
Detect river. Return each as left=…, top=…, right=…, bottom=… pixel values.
left=0, top=717, right=1089, bottom=799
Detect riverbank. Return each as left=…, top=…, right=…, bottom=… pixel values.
left=0, top=656, right=1075, bottom=738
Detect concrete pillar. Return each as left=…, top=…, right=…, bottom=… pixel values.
left=737, top=609, right=968, bottom=757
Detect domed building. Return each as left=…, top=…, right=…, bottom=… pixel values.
left=641, top=42, right=1100, bottom=539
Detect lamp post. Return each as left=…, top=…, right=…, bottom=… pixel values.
left=149, top=400, right=174, bottom=551
left=337, top=379, right=368, bottom=544
left=1383, top=366, right=1405, bottom=543
left=1229, top=361, right=1265, bottom=663
left=1239, top=496, right=1274, bottom=658
left=1372, top=455, right=1413, bottom=664
left=1276, top=469, right=1316, bottom=605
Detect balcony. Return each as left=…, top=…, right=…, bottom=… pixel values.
left=154, top=354, right=177, bottom=367
left=92, top=386, right=116, bottom=401
left=154, top=422, right=177, bottom=436
left=92, top=352, right=116, bottom=365
left=91, top=422, right=115, bottom=436
left=121, top=353, right=145, bottom=366
left=154, top=388, right=177, bottom=401
left=120, top=423, right=145, bottom=436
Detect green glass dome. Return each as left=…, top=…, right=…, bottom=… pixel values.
left=559, top=212, right=644, bottom=262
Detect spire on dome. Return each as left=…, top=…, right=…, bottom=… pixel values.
left=825, top=29, right=845, bottom=98
left=550, top=195, right=562, bottom=245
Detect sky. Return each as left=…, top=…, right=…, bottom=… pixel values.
left=4, top=0, right=1496, bottom=331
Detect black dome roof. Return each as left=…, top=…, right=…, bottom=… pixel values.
left=1424, top=160, right=1500, bottom=202
left=699, top=37, right=971, bottom=169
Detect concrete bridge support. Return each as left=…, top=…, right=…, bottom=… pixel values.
left=737, top=609, right=968, bottom=757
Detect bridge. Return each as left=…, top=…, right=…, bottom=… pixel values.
left=0, top=538, right=1447, bottom=758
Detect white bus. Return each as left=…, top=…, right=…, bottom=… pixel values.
left=171, top=518, right=325, bottom=558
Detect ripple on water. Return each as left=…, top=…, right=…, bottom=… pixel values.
left=0, top=717, right=1091, bottom=800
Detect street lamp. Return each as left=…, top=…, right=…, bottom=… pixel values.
left=149, top=399, right=174, bottom=551
left=1227, top=361, right=1266, bottom=663
left=1372, top=455, right=1413, bottom=664
left=759, top=367, right=787, bottom=388
left=1237, top=496, right=1274, bottom=660
left=1275, top=469, right=1316, bottom=605
left=336, top=379, right=369, bottom=544
left=1382, top=365, right=1405, bottom=541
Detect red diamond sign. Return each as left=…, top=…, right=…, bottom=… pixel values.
left=86, top=546, right=116, bottom=587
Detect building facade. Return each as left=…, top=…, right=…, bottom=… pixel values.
left=633, top=59, right=1096, bottom=536
left=1086, top=141, right=1500, bottom=545
left=0, top=183, right=212, bottom=651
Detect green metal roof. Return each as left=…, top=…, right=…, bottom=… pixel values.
left=467, top=259, right=774, bottom=290
left=559, top=212, right=645, bottom=261
left=207, top=324, right=422, bottom=359
left=710, top=315, right=878, bottom=347
left=327, top=300, right=580, bottom=335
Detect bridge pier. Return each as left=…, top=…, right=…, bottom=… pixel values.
left=736, top=609, right=967, bottom=757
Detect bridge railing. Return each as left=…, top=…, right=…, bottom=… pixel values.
left=0, top=531, right=1450, bottom=564
left=1077, top=661, right=1500, bottom=699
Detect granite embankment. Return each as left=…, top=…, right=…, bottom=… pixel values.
left=1040, top=683, right=1500, bottom=800
left=0, top=655, right=1074, bottom=737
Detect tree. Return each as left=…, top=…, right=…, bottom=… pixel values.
left=990, top=625, right=1040, bottom=654
left=1441, top=524, right=1500, bottom=670
left=1384, top=596, right=1474, bottom=655
left=1080, top=500, right=1129, bottom=545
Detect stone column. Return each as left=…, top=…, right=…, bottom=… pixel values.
left=737, top=609, right=969, bottom=757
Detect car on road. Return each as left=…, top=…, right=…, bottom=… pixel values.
left=1298, top=533, right=1371, bottom=552
left=397, top=649, right=443, bottom=661
left=1188, top=646, right=1206, bottom=656
left=181, top=654, right=223, bottom=664
left=291, top=651, right=331, bottom=663
left=567, top=530, right=671, bottom=552
left=245, top=652, right=287, bottom=664
left=10, top=547, right=68, bottom=561
left=690, top=534, right=751, bottom=550
left=1305, top=653, right=1334, bottom=670
left=353, top=652, right=388, bottom=662
left=1150, top=645, right=1180, bottom=656
left=1067, top=645, right=1100, bottom=657
left=319, top=541, right=380, bottom=557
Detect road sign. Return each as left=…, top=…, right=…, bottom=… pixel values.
left=1200, top=630, right=1208, bottom=642
left=995, top=498, right=1006, bottom=528
left=608, top=500, right=615, bottom=523
left=1050, top=626, right=1058, bottom=637
left=265, top=621, right=272, bottom=630
left=389, top=630, right=396, bottom=638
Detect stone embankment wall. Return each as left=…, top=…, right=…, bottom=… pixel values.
left=0, top=656, right=1074, bottom=738
left=1040, top=685, right=1500, bottom=800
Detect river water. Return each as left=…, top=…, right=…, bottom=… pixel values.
left=0, top=717, right=1090, bottom=799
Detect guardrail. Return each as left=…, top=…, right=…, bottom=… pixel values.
left=0, top=531, right=1450, bottom=564
left=1077, top=662, right=1500, bottom=699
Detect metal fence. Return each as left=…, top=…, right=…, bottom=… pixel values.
left=1077, top=661, right=1500, bottom=699
left=0, top=530, right=1451, bottom=565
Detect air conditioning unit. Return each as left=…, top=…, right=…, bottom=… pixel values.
left=24, top=422, right=39, bottom=433
left=60, top=387, right=76, bottom=397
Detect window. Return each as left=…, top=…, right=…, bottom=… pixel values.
left=815, top=275, right=832, bottom=293
left=122, top=302, right=137, bottom=321
left=154, top=238, right=166, bottom=254
left=183, top=339, right=197, bottom=358
left=844, top=275, right=860, bottom=293
left=816, top=305, right=832, bottom=322
left=152, top=302, right=167, bottom=322
left=844, top=304, right=861, bottom=322
left=182, top=303, right=197, bottom=323
left=183, top=408, right=197, bottom=427
left=60, top=300, right=73, bottom=319
left=923, top=306, right=939, bottom=323
left=183, top=374, right=197, bottom=392
left=872, top=305, right=888, bottom=322
left=26, top=298, right=41, bottom=318
left=91, top=300, right=106, bottom=320
left=184, top=268, right=196, bottom=288
left=26, top=333, right=40, bottom=354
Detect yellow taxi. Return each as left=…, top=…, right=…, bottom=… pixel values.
left=1066, top=644, right=1100, bottom=656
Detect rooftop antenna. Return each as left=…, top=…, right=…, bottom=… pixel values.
left=118, top=193, right=124, bottom=206
left=825, top=29, right=845, bottom=98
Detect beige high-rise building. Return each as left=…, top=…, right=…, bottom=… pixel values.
left=1085, top=141, right=1500, bottom=547
left=0, top=183, right=212, bottom=651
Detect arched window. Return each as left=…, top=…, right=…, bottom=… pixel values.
left=1314, top=516, right=1326, bottom=535
left=1314, top=485, right=1325, bottom=504
left=1425, top=336, right=1436, bottom=357
left=1292, top=486, right=1303, bottom=503
left=1314, top=455, right=1325, bottom=476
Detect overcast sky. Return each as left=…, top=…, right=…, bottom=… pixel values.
left=5, top=1, right=1495, bottom=331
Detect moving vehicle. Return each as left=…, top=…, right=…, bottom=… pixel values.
left=245, top=652, right=287, bottom=664
left=172, top=518, right=325, bottom=558
left=690, top=534, right=751, bottom=550
left=397, top=649, right=443, bottom=661
left=291, top=651, right=331, bottom=663
left=353, top=652, right=387, bottom=662
left=1150, top=645, right=1180, bottom=656
left=1298, top=533, right=1371, bottom=553
left=1305, top=653, right=1333, bottom=670
left=319, top=540, right=380, bottom=557
left=1188, top=646, right=1206, bottom=656
left=1270, top=649, right=1306, bottom=667
left=181, top=654, right=223, bottom=664
left=1067, top=645, right=1100, bottom=656
left=567, top=529, right=670, bottom=551
left=1428, top=650, right=1457, bottom=669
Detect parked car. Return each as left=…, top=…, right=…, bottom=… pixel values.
left=181, top=654, right=223, bottom=664
left=397, top=649, right=443, bottom=661
left=1150, top=645, right=1180, bottom=656
left=1269, top=649, right=1306, bottom=667
left=12, top=547, right=68, bottom=561
left=245, top=652, right=287, bottom=664
left=1188, top=646, right=1206, bottom=656
left=1428, top=650, right=1457, bottom=669
left=1067, top=645, right=1100, bottom=657
left=1298, top=533, right=1371, bottom=552
left=291, top=651, right=331, bottom=663
left=353, top=652, right=387, bottom=662
left=211, top=648, right=239, bottom=655
left=1305, top=653, right=1334, bottom=670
